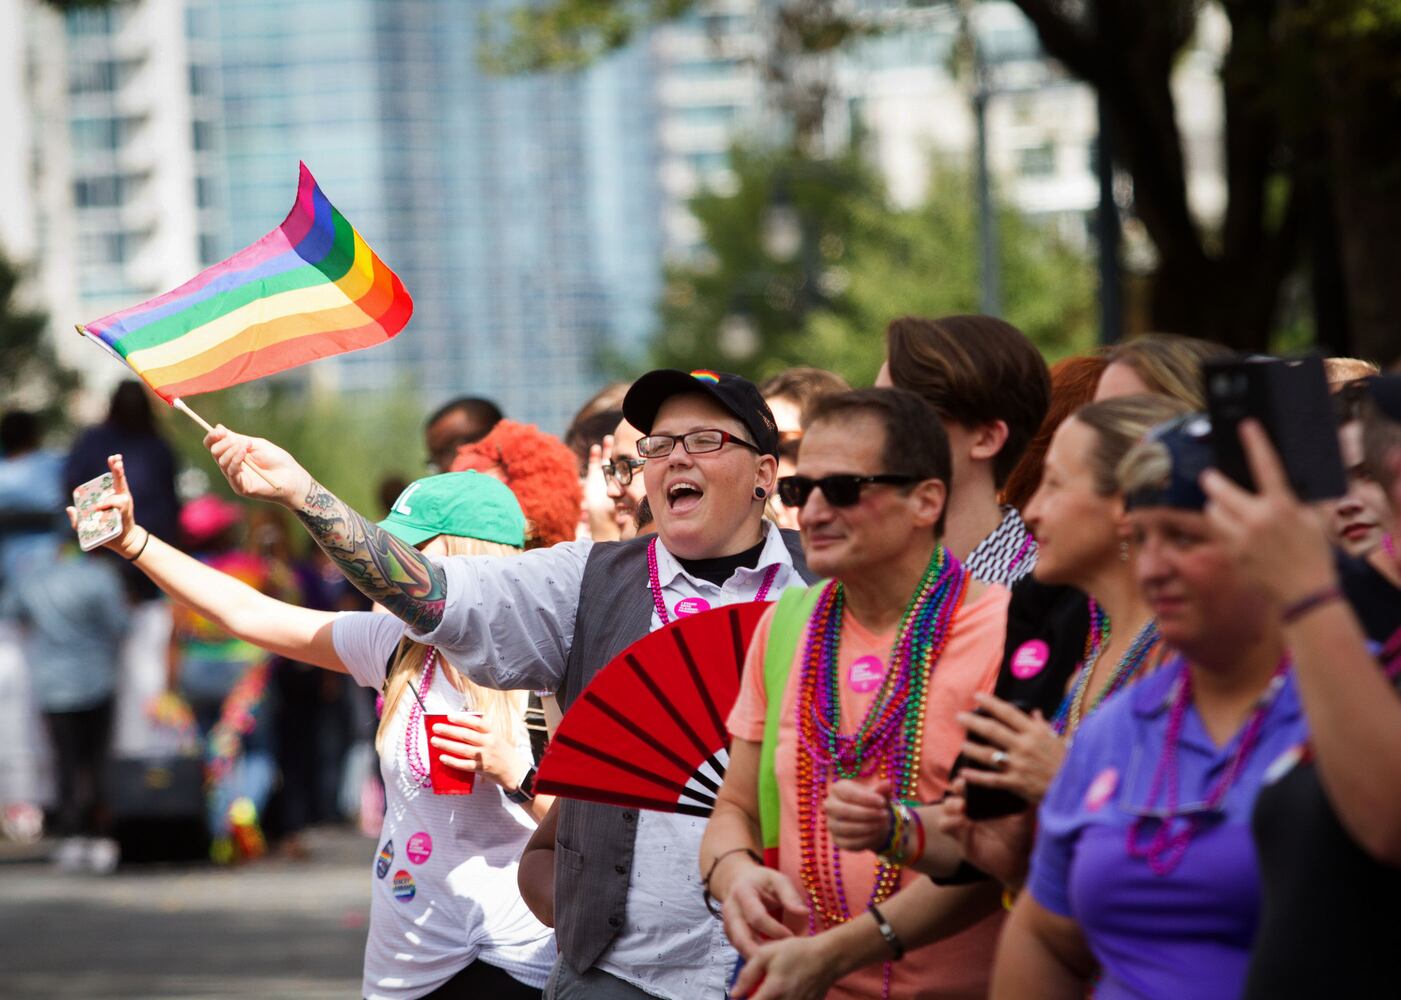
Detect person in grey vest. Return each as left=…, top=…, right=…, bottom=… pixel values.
left=200, top=369, right=817, bottom=1000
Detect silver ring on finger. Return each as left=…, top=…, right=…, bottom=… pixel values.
left=990, top=749, right=1009, bottom=769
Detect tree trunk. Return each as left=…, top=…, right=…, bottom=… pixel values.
left=1324, top=79, right=1401, bottom=368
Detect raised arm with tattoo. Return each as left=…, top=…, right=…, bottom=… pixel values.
left=294, top=479, right=446, bottom=632
left=203, top=425, right=446, bottom=632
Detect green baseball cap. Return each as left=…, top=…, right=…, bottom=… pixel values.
left=378, top=471, right=526, bottom=548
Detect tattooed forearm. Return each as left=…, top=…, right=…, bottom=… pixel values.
left=295, top=480, right=447, bottom=632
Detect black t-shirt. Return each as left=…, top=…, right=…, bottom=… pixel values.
left=992, top=576, right=1092, bottom=717
left=1337, top=550, right=1401, bottom=643
left=1244, top=672, right=1401, bottom=998
left=933, top=577, right=1091, bottom=884
left=676, top=538, right=766, bottom=588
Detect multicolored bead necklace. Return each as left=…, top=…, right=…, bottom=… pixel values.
left=1050, top=599, right=1110, bottom=735
left=794, top=546, right=969, bottom=997
left=646, top=536, right=780, bottom=625
left=1057, top=617, right=1162, bottom=739
left=403, top=647, right=439, bottom=788
left=1126, top=656, right=1290, bottom=876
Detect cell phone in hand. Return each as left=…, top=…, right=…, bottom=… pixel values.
left=960, top=700, right=1033, bottom=821
left=73, top=472, right=122, bottom=551
left=1203, top=355, right=1346, bottom=502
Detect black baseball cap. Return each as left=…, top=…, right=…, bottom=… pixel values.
left=623, top=369, right=779, bottom=457
left=1123, top=413, right=1214, bottom=512
left=1367, top=375, right=1401, bottom=423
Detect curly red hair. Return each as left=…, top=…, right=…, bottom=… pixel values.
left=450, top=420, right=582, bottom=548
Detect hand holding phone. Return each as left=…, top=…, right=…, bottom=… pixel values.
left=72, top=472, right=123, bottom=551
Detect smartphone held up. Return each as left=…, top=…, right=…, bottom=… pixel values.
left=72, top=472, right=122, bottom=551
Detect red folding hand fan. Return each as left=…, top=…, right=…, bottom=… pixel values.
left=535, top=601, right=770, bottom=816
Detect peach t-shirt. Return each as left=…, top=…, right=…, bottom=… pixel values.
left=728, top=581, right=1010, bottom=1000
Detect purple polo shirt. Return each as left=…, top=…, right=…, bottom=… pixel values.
left=1028, top=656, right=1307, bottom=1000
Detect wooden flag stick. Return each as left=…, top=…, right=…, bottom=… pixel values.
left=172, top=397, right=279, bottom=492
left=74, top=324, right=278, bottom=493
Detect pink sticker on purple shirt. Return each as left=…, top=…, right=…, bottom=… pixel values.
left=406, top=831, right=432, bottom=865
left=1010, top=640, right=1050, bottom=679
left=673, top=597, right=711, bottom=617
left=1084, top=767, right=1120, bottom=812
left=848, top=656, right=888, bottom=694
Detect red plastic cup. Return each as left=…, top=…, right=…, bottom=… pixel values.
left=424, top=712, right=477, bottom=795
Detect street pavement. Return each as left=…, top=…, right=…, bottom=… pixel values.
left=0, top=826, right=372, bottom=999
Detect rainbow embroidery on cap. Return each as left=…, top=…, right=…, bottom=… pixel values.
left=690, top=369, right=720, bottom=383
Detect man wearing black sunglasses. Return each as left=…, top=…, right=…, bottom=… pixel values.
left=201, top=368, right=816, bottom=1000
left=703, top=387, right=1012, bottom=999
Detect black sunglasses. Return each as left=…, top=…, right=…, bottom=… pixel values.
left=776, top=474, right=918, bottom=508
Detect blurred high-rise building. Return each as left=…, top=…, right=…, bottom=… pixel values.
left=2, top=0, right=1225, bottom=428
left=3, top=0, right=667, bottom=433
left=198, top=0, right=667, bottom=430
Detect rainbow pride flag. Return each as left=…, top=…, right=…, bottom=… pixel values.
left=80, top=162, right=412, bottom=401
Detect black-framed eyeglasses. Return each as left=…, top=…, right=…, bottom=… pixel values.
left=776, top=474, right=918, bottom=509
left=602, top=456, right=646, bottom=486
left=637, top=428, right=760, bottom=459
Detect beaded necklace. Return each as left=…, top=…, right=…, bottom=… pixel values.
left=1050, top=599, right=1110, bottom=735
left=1126, top=656, right=1290, bottom=877
left=794, top=547, right=969, bottom=997
left=1058, top=618, right=1161, bottom=739
left=403, top=647, right=439, bottom=788
left=646, top=536, right=780, bottom=625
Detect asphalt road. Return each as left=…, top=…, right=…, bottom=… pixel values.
left=0, top=827, right=372, bottom=999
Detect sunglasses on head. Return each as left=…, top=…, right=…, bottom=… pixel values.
left=776, top=474, right=918, bottom=509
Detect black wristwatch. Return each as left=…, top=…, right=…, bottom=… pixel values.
left=505, top=766, right=537, bottom=804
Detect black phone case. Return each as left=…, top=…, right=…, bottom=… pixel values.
left=1204, top=354, right=1347, bottom=502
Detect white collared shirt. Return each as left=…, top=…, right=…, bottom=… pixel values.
left=410, top=523, right=806, bottom=1000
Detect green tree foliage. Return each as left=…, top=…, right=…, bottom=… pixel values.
left=158, top=382, right=425, bottom=521
left=487, top=0, right=1401, bottom=362
left=653, top=145, right=1095, bottom=384
left=0, top=254, right=79, bottom=428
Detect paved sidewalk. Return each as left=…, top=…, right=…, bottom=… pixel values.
left=0, top=826, right=372, bottom=999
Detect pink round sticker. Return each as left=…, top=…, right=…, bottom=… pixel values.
left=1084, top=768, right=1120, bottom=812
left=1010, top=640, right=1050, bottom=679
left=673, top=597, right=711, bottom=618
left=848, top=656, right=888, bottom=694
left=406, top=831, right=433, bottom=865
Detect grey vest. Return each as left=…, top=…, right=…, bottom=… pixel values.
left=553, top=530, right=815, bottom=973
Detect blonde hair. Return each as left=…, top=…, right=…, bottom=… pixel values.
left=1103, top=334, right=1231, bottom=409
left=376, top=535, right=527, bottom=754
left=1116, top=436, right=1175, bottom=499
left=1324, top=356, right=1381, bottom=388
left=1072, top=395, right=1191, bottom=496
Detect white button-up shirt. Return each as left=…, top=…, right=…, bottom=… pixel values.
left=411, top=523, right=806, bottom=1000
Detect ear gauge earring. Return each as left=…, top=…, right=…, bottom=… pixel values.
left=754, top=487, right=767, bottom=500
left=1120, top=540, right=1131, bottom=563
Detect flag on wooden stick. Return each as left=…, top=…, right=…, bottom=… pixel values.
left=79, top=162, right=412, bottom=401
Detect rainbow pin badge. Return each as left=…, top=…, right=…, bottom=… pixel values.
left=690, top=369, right=720, bottom=384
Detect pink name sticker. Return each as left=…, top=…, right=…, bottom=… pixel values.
left=1010, top=640, right=1050, bottom=679
left=848, top=656, right=888, bottom=694
left=406, top=831, right=433, bottom=865
left=1084, top=768, right=1119, bottom=812
left=673, top=597, right=711, bottom=617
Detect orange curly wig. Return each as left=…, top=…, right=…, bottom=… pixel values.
left=450, top=420, right=582, bottom=548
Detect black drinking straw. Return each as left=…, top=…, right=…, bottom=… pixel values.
left=406, top=679, right=429, bottom=711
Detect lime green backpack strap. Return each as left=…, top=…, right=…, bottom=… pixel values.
left=757, top=582, right=826, bottom=865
